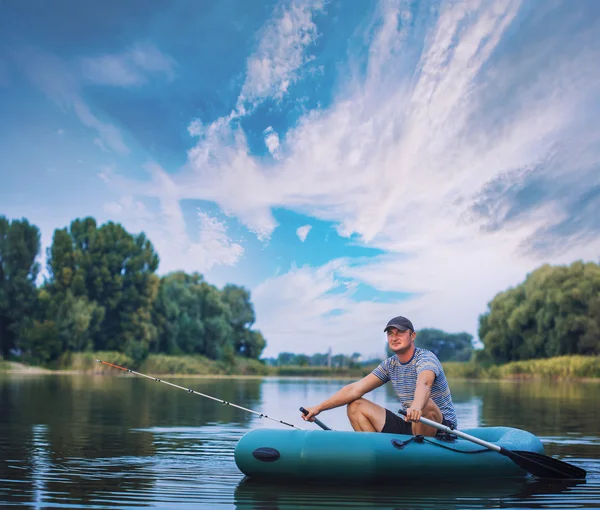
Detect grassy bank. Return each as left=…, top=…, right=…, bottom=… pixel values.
left=442, top=355, right=600, bottom=379
left=1, top=353, right=598, bottom=379
left=51, top=352, right=273, bottom=376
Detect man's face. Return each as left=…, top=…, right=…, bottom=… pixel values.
left=386, top=327, right=415, bottom=354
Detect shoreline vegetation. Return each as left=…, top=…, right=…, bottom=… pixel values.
left=2, top=216, right=598, bottom=384
left=1, top=353, right=598, bottom=380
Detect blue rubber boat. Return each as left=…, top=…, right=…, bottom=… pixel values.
left=234, top=427, right=546, bottom=481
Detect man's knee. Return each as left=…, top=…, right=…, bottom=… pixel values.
left=421, top=399, right=443, bottom=422
left=347, top=398, right=366, bottom=416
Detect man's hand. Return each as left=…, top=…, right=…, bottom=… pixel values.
left=404, top=406, right=423, bottom=423
left=301, top=406, right=321, bottom=422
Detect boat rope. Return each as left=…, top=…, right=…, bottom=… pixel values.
left=422, top=437, right=490, bottom=454
left=393, top=434, right=490, bottom=454
left=95, top=359, right=305, bottom=430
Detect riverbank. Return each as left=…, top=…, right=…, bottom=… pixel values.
left=1, top=353, right=598, bottom=379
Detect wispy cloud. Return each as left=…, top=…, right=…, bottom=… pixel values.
left=236, top=0, right=325, bottom=113
left=81, top=42, right=176, bottom=87
left=195, top=211, right=244, bottom=269
left=103, top=164, right=243, bottom=274
left=15, top=49, right=129, bottom=154
left=166, top=0, right=327, bottom=244
left=253, top=260, right=400, bottom=356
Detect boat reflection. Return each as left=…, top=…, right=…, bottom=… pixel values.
left=233, top=475, right=586, bottom=510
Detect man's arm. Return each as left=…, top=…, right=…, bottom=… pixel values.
left=301, top=373, right=385, bottom=421
left=405, top=369, right=435, bottom=422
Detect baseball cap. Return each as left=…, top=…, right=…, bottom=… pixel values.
left=384, top=316, right=415, bottom=332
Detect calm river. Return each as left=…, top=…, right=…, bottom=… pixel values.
left=0, top=373, right=598, bottom=509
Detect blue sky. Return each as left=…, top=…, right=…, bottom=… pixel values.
left=1, top=0, right=600, bottom=358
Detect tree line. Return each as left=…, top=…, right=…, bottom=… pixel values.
left=264, top=351, right=382, bottom=368
left=478, top=261, right=600, bottom=363
left=2, top=214, right=598, bottom=369
left=0, top=216, right=265, bottom=364
left=384, top=329, right=474, bottom=362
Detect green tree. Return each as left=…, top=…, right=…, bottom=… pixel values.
left=45, top=218, right=159, bottom=362
left=153, top=272, right=234, bottom=360
left=0, top=216, right=40, bottom=358
left=479, top=261, right=600, bottom=363
left=277, top=352, right=297, bottom=365
left=221, top=284, right=265, bottom=358
left=415, top=329, right=474, bottom=362
left=385, top=328, right=474, bottom=362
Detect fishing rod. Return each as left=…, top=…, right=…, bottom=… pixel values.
left=95, top=359, right=305, bottom=430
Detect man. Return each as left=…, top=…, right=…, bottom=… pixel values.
left=301, top=316, right=457, bottom=436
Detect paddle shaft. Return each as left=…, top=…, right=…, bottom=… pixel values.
left=398, top=409, right=501, bottom=452
left=398, top=409, right=586, bottom=479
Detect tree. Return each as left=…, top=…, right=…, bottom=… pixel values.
left=385, top=328, right=474, bottom=362
left=0, top=217, right=40, bottom=358
left=478, top=261, right=600, bottom=363
left=153, top=272, right=236, bottom=360
left=0, top=214, right=269, bottom=365
left=415, top=329, right=474, bottom=362
left=277, top=352, right=297, bottom=365
left=45, top=218, right=159, bottom=362
left=221, top=284, right=261, bottom=357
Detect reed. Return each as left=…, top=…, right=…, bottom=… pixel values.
left=443, top=355, right=600, bottom=380
left=440, top=362, right=485, bottom=379
left=483, top=355, right=600, bottom=379
left=275, top=365, right=375, bottom=377
left=139, top=354, right=273, bottom=376
left=139, top=354, right=220, bottom=375
left=55, top=351, right=135, bottom=372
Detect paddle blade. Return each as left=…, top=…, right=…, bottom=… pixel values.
left=503, top=448, right=587, bottom=479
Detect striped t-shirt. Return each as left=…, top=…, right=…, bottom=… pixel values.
left=372, top=348, right=458, bottom=428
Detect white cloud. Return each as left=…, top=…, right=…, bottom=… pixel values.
left=102, top=165, right=244, bottom=275
left=16, top=49, right=129, bottom=154
left=81, top=43, right=176, bottom=87
left=111, top=1, right=600, bottom=353
left=193, top=211, right=245, bottom=270
left=93, top=137, right=108, bottom=152
left=73, top=98, right=129, bottom=154
left=188, top=118, right=203, bottom=137
left=264, top=126, right=280, bottom=156
left=296, top=224, right=312, bottom=242
left=237, top=0, right=325, bottom=111
left=174, top=0, right=326, bottom=239
left=103, top=195, right=152, bottom=219
left=253, top=261, right=399, bottom=357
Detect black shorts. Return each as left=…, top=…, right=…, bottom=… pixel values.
left=380, top=409, right=452, bottom=436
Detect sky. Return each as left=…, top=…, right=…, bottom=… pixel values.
left=1, top=0, right=599, bottom=359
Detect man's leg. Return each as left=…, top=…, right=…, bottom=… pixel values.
left=411, top=398, right=443, bottom=437
left=347, top=398, right=387, bottom=432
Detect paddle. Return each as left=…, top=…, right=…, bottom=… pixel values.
left=398, top=409, right=586, bottom=479
left=300, top=407, right=332, bottom=431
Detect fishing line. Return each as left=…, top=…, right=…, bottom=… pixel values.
left=95, top=359, right=304, bottom=430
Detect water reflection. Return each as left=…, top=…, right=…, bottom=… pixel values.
left=233, top=477, right=588, bottom=510
left=0, top=374, right=599, bottom=509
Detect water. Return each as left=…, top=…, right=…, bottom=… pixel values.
left=0, top=374, right=598, bottom=509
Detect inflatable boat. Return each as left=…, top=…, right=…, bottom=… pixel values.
left=234, top=427, right=546, bottom=482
